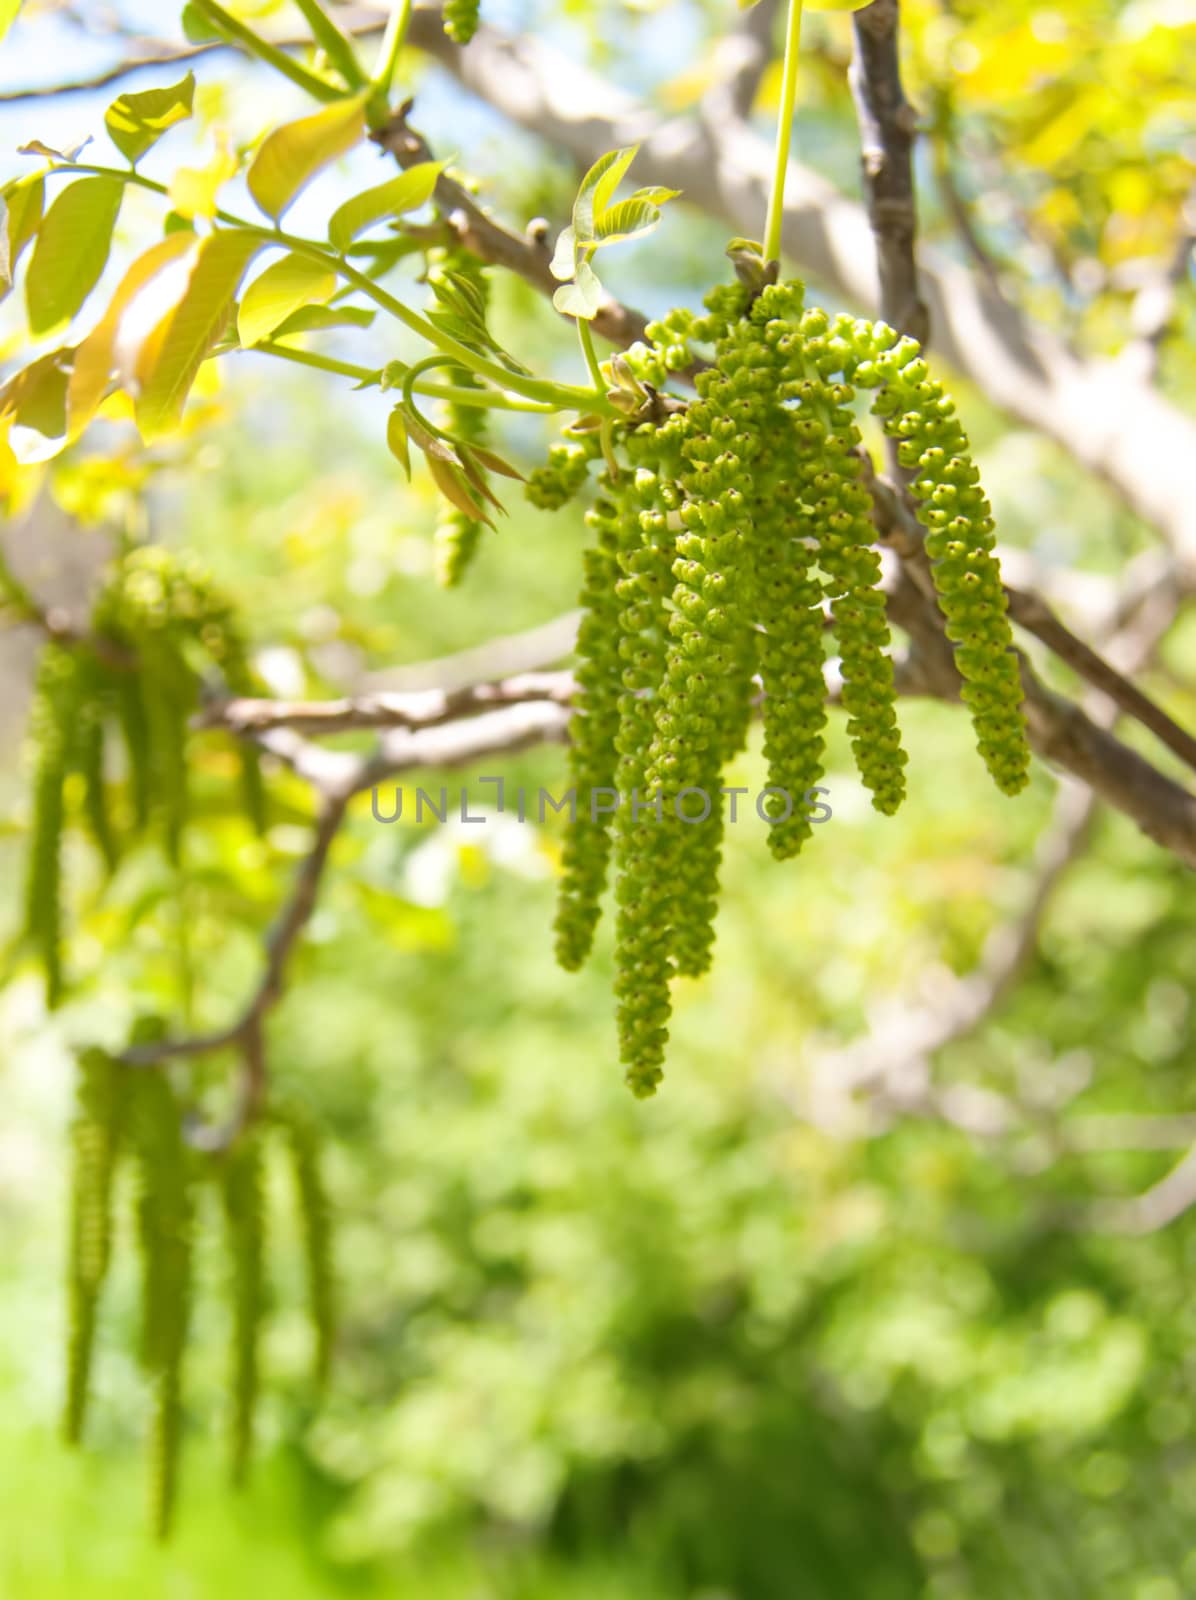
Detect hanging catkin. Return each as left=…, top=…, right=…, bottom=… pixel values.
left=222, top=1132, right=266, bottom=1485
left=64, top=1048, right=126, bottom=1444
left=132, top=1070, right=193, bottom=1539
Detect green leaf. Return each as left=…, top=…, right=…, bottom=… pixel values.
left=69, top=231, right=197, bottom=438
left=105, top=72, right=195, bottom=166
left=25, top=177, right=123, bottom=336
left=237, top=252, right=336, bottom=347
left=180, top=1, right=221, bottom=41
left=386, top=406, right=410, bottom=478
left=0, top=1, right=23, bottom=43
left=595, top=197, right=664, bottom=247
left=0, top=174, right=43, bottom=297
left=573, top=146, right=639, bottom=242
left=247, top=93, right=367, bottom=222
left=271, top=302, right=375, bottom=336
left=327, top=162, right=445, bottom=252
left=463, top=443, right=525, bottom=481
left=135, top=230, right=263, bottom=441
left=552, top=258, right=603, bottom=321
left=427, top=455, right=494, bottom=528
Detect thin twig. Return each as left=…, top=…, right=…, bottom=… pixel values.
left=197, top=669, right=575, bottom=736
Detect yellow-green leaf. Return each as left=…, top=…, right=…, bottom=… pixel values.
left=0, top=174, right=44, bottom=296
left=25, top=176, right=123, bottom=336
left=0, top=348, right=71, bottom=463
left=134, top=230, right=262, bottom=441
left=246, top=93, right=366, bottom=222
left=805, top=0, right=874, bottom=8
left=237, top=252, right=336, bottom=347
left=327, top=162, right=446, bottom=252
left=0, top=1, right=23, bottom=42
left=167, top=141, right=238, bottom=220
left=386, top=406, right=410, bottom=479
left=68, top=231, right=197, bottom=439
left=105, top=72, right=195, bottom=166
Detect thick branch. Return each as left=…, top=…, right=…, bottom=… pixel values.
left=847, top=0, right=928, bottom=344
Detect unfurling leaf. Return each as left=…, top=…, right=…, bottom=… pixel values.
left=549, top=224, right=577, bottom=282
left=105, top=72, right=195, bottom=165
left=0, top=174, right=44, bottom=296
left=573, top=146, right=639, bottom=242
left=246, top=93, right=367, bottom=222
left=386, top=405, right=411, bottom=478
left=69, top=232, right=197, bottom=438
left=595, top=197, right=664, bottom=246
left=552, top=257, right=604, bottom=321
left=237, top=253, right=336, bottom=347
left=134, top=231, right=262, bottom=441
left=25, top=177, right=123, bottom=335
left=327, top=161, right=445, bottom=252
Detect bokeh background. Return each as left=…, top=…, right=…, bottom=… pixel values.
left=2, top=1, right=1196, bottom=1595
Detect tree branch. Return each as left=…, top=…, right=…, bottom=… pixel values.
left=402, top=8, right=1196, bottom=576
left=847, top=0, right=928, bottom=344
left=197, top=669, right=575, bottom=737
left=369, top=103, right=652, bottom=349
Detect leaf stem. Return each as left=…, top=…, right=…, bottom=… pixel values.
left=762, top=0, right=804, bottom=266
left=291, top=0, right=367, bottom=90
left=56, top=161, right=613, bottom=418
left=577, top=317, right=606, bottom=394
left=368, top=0, right=414, bottom=119
left=191, top=0, right=342, bottom=102
left=234, top=341, right=558, bottom=411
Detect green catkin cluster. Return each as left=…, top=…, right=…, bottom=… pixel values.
left=442, top=0, right=481, bottom=44
left=608, top=418, right=691, bottom=1091
left=525, top=434, right=599, bottom=510
left=64, top=1049, right=126, bottom=1443
left=133, top=1070, right=194, bottom=1540
left=553, top=470, right=638, bottom=970
left=776, top=302, right=908, bottom=814
left=61, top=1047, right=337, bottom=1534
left=851, top=330, right=1031, bottom=795
left=21, top=546, right=265, bottom=1004
left=529, top=273, right=1030, bottom=1094
left=222, top=1132, right=266, bottom=1486
left=23, top=644, right=83, bottom=1006
left=429, top=252, right=491, bottom=586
